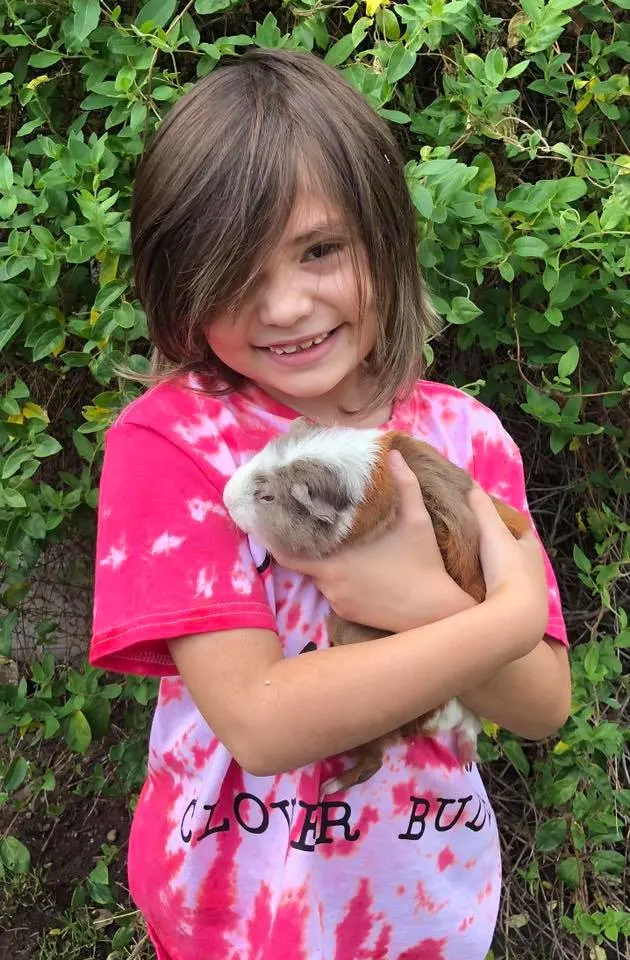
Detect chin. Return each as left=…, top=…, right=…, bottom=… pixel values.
left=267, top=376, right=347, bottom=402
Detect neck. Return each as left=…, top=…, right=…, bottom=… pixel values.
left=260, top=370, right=392, bottom=428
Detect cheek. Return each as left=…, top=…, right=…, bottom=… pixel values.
left=223, top=472, right=257, bottom=533
left=205, top=316, right=249, bottom=365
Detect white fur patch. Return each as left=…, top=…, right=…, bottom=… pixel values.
left=225, top=425, right=381, bottom=509
left=423, top=699, right=481, bottom=753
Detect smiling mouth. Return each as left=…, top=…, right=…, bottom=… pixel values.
left=264, top=329, right=337, bottom=356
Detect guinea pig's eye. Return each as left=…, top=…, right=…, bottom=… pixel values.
left=256, top=492, right=275, bottom=503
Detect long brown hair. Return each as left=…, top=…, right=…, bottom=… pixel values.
left=131, top=47, right=438, bottom=411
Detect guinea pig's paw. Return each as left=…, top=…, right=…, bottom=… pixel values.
left=320, top=776, right=344, bottom=798
left=455, top=730, right=479, bottom=767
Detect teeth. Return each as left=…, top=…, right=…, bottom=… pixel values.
left=268, top=331, right=330, bottom=355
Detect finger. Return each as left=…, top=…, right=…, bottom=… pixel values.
left=388, top=450, right=429, bottom=521
left=271, top=550, right=323, bottom=577
left=469, top=486, right=540, bottom=553
left=467, top=484, right=516, bottom=540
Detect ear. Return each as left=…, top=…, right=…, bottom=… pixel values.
left=290, top=481, right=337, bottom=524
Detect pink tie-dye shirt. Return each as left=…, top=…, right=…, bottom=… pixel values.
left=90, top=376, right=567, bottom=960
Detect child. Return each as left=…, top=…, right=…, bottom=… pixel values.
left=90, top=48, right=570, bottom=960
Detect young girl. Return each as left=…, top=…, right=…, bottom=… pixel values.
left=90, top=48, right=571, bottom=960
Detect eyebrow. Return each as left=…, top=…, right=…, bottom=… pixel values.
left=289, top=222, right=349, bottom=247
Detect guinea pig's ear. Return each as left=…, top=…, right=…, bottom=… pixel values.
left=290, top=481, right=337, bottom=524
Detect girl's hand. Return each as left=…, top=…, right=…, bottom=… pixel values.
left=467, top=483, right=549, bottom=639
left=271, top=451, right=476, bottom=633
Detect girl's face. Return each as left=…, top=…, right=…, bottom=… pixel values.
left=206, top=193, right=377, bottom=416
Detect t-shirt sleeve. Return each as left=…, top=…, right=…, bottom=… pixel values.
left=470, top=409, right=568, bottom=646
left=89, top=422, right=277, bottom=677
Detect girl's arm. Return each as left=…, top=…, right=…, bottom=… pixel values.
left=168, top=487, right=549, bottom=776
left=458, top=638, right=571, bottom=740
left=271, top=455, right=571, bottom=746
left=426, top=582, right=571, bottom=740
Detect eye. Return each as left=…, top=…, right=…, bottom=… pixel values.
left=258, top=494, right=275, bottom=503
left=303, top=242, right=345, bottom=263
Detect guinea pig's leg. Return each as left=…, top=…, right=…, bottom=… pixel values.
left=415, top=700, right=482, bottom=766
left=454, top=716, right=481, bottom=766
left=320, top=740, right=386, bottom=798
left=328, top=612, right=390, bottom=647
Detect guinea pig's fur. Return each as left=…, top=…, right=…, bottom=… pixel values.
left=223, top=417, right=532, bottom=796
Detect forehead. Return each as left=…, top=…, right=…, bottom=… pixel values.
left=280, top=187, right=349, bottom=245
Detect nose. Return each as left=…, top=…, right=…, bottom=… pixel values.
left=257, top=265, right=314, bottom=328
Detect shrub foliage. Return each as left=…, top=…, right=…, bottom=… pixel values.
left=0, top=1, right=628, bottom=958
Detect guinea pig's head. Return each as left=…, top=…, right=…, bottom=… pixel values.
left=222, top=420, right=383, bottom=559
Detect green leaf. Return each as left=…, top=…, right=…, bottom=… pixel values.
left=0, top=315, right=23, bottom=351
left=3, top=756, right=28, bottom=793
left=135, top=0, right=177, bottom=29
left=386, top=45, right=416, bottom=84
left=543, top=265, right=559, bottom=291
left=0, top=35, right=30, bottom=47
left=471, top=153, right=496, bottom=194
left=0, top=836, right=31, bottom=874
left=195, top=0, right=233, bottom=11
left=2, top=449, right=31, bottom=480
left=324, top=33, right=359, bottom=67
left=65, top=710, right=92, bottom=754
left=503, top=739, right=531, bottom=776
left=73, top=0, right=101, bottom=42
left=557, top=857, right=583, bottom=889
left=573, top=545, right=591, bottom=574
left=499, top=261, right=515, bottom=282
left=512, top=236, right=549, bottom=257
left=549, top=773, right=580, bottom=805
left=95, top=280, right=128, bottom=311
left=2, top=488, right=27, bottom=509
left=592, top=850, right=626, bottom=876
left=0, top=194, right=17, bottom=218
left=0, top=153, right=13, bottom=193
left=505, top=59, right=530, bottom=79
left=484, top=48, right=506, bottom=85
left=378, top=109, right=410, bottom=124
left=33, top=435, right=62, bottom=458
left=448, top=297, right=482, bottom=325
left=558, top=345, right=579, bottom=379
left=555, top=178, right=587, bottom=203
left=32, top=329, right=65, bottom=362
left=22, top=514, right=47, bottom=539
left=411, top=183, right=433, bottom=220
left=16, top=118, right=44, bottom=137
left=73, top=429, right=95, bottom=463
left=29, top=51, right=63, bottom=68
left=545, top=307, right=563, bottom=327
left=83, top=697, right=111, bottom=739
left=583, top=643, right=600, bottom=680
left=536, top=817, right=567, bottom=852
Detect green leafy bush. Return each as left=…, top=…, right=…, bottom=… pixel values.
left=0, top=1, right=628, bottom=958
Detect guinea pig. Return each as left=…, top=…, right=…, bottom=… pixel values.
left=223, top=417, right=533, bottom=796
